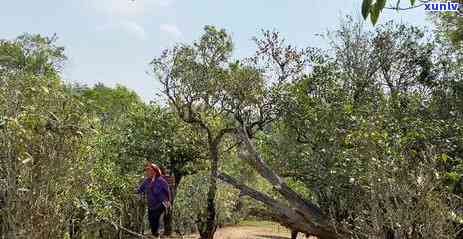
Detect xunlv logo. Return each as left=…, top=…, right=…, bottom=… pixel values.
left=424, top=1, right=462, bottom=14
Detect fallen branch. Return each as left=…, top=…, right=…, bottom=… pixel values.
left=77, top=196, right=148, bottom=239
left=217, top=171, right=340, bottom=239
left=215, top=126, right=346, bottom=239
left=100, top=217, right=149, bottom=239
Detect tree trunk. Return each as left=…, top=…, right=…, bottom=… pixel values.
left=5, top=136, right=17, bottom=239
left=69, top=207, right=86, bottom=239
left=199, top=143, right=219, bottom=239
left=217, top=128, right=345, bottom=239
left=163, top=175, right=179, bottom=237
left=218, top=173, right=339, bottom=239
left=291, top=230, right=298, bottom=239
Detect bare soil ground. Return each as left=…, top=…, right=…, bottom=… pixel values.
left=212, top=225, right=300, bottom=239
left=161, top=221, right=317, bottom=239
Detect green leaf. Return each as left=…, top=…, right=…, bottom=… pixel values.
left=441, top=153, right=448, bottom=162
left=362, top=0, right=373, bottom=19
left=41, top=86, right=49, bottom=94
left=410, top=0, right=416, bottom=6
left=370, top=0, right=386, bottom=25
left=445, top=172, right=459, bottom=182
left=370, top=9, right=380, bottom=25
left=344, top=104, right=353, bottom=114
left=377, top=0, right=387, bottom=12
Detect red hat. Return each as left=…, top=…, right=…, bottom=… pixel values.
left=149, top=163, right=162, bottom=177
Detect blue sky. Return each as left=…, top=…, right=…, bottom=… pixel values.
left=0, top=0, right=431, bottom=102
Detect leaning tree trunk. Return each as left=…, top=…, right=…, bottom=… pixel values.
left=217, top=127, right=347, bottom=239
left=247, top=207, right=313, bottom=239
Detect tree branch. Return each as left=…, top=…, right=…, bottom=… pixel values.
left=217, top=172, right=287, bottom=210
left=213, top=127, right=236, bottom=146
left=384, top=2, right=429, bottom=11
left=100, top=217, right=149, bottom=239
left=235, top=126, right=326, bottom=224
left=217, top=171, right=341, bottom=239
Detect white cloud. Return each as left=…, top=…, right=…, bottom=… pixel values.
left=95, top=20, right=147, bottom=40
left=83, top=0, right=176, bottom=41
left=82, top=0, right=173, bottom=18
left=121, top=20, right=147, bottom=40
left=160, top=23, right=182, bottom=39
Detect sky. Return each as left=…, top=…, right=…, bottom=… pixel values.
left=0, top=0, right=432, bottom=102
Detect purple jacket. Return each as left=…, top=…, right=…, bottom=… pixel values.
left=137, top=176, right=170, bottom=210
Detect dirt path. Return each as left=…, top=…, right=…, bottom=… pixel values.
left=164, top=223, right=317, bottom=239
left=213, top=225, right=293, bottom=239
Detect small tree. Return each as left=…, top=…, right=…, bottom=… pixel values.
left=0, top=34, right=94, bottom=239
left=151, top=25, right=239, bottom=239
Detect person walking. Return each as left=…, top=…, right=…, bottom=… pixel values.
left=137, top=163, right=171, bottom=238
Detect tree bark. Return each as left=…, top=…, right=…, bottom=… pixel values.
left=163, top=174, right=180, bottom=236
left=217, top=172, right=339, bottom=239
left=163, top=209, right=173, bottom=236
left=291, top=230, right=298, bottom=239
left=5, top=134, right=17, bottom=239
left=216, top=127, right=345, bottom=239
left=198, top=143, right=219, bottom=239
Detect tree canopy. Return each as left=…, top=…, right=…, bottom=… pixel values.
left=1, top=9, right=463, bottom=239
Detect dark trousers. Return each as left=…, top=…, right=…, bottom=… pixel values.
left=148, top=205, right=165, bottom=236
